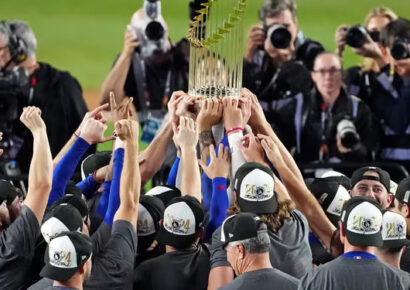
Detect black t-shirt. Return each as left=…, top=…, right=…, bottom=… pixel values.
left=84, top=220, right=138, bottom=290
left=134, top=244, right=210, bottom=290
left=0, top=205, right=40, bottom=289
left=220, top=268, right=299, bottom=290
left=14, top=62, right=89, bottom=173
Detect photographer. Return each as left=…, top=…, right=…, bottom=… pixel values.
left=275, top=52, right=379, bottom=163
left=99, top=0, right=190, bottom=124
left=0, top=20, right=88, bottom=174
left=243, top=0, right=324, bottom=127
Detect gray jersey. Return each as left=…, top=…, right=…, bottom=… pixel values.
left=298, top=256, right=405, bottom=290
left=219, top=268, right=299, bottom=290
left=211, top=210, right=312, bottom=278
left=0, top=206, right=40, bottom=289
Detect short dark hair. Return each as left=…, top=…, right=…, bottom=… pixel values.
left=258, top=0, right=297, bottom=23
left=381, top=17, right=410, bottom=48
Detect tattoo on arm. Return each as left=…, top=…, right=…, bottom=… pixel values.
left=199, top=130, right=215, bottom=162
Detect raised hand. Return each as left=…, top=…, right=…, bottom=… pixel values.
left=75, top=103, right=109, bottom=136
left=173, top=116, right=198, bottom=150
left=110, top=91, right=133, bottom=123
left=198, top=144, right=230, bottom=179
left=335, top=25, right=348, bottom=57
left=80, top=119, right=115, bottom=144
left=243, top=88, right=267, bottom=131
left=239, top=96, right=251, bottom=128
left=351, top=33, right=384, bottom=59
left=115, top=119, right=139, bottom=143
left=20, top=107, right=45, bottom=133
left=197, top=97, right=223, bottom=132
left=238, top=133, right=266, bottom=165
left=123, top=28, right=140, bottom=57
left=245, top=25, right=265, bottom=62
left=167, top=91, right=186, bottom=126
left=222, top=97, right=243, bottom=132
left=175, top=94, right=199, bottom=121
left=258, top=134, right=283, bottom=164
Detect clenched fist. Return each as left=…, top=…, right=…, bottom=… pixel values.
left=115, top=119, right=139, bottom=143
left=80, top=119, right=115, bottom=145
left=20, top=106, right=45, bottom=133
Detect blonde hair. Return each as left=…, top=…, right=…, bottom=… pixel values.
left=362, top=7, right=398, bottom=72
left=227, top=199, right=296, bottom=233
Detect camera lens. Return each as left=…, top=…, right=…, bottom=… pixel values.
left=145, top=21, right=165, bottom=41
left=391, top=40, right=410, bottom=60
left=267, top=24, right=292, bottom=49
left=337, top=119, right=359, bottom=149
left=369, top=31, right=380, bottom=43
left=346, top=25, right=367, bottom=48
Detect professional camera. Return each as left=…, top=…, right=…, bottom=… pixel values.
left=345, top=25, right=368, bottom=48
left=130, top=0, right=168, bottom=59
left=0, top=66, right=30, bottom=176
left=337, top=119, right=359, bottom=149
left=265, top=23, right=292, bottom=49
left=391, top=39, right=410, bottom=60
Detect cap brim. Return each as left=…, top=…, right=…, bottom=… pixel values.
left=156, top=226, right=196, bottom=249
left=40, top=263, right=78, bottom=282
left=347, top=231, right=383, bottom=247
left=383, top=238, right=410, bottom=248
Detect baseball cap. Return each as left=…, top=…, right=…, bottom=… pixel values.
left=351, top=166, right=390, bottom=192
left=233, top=162, right=278, bottom=214
left=340, top=196, right=383, bottom=247
left=137, top=195, right=165, bottom=252
left=213, top=213, right=266, bottom=249
left=381, top=210, right=410, bottom=248
left=390, top=180, right=398, bottom=195
left=50, top=194, right=89, bottom=223
left=80, top=151, right=111, bottom=180
left=41, top=204, right=84, bottom=243
left=0, top=180, right=20, bottom=205
left=40, top=231, right=92, bottom=282
left=395, top=177, right=410, bottom=205
left=308, top=178, right=351, bottom=226
left=156, top=196, right=204, bottom=249
left=145, top=185, right=181, bottom=206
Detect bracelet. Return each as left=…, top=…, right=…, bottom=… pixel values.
left=73, top=132, right=79, bottom=138
left=226, top=127, right=244, bottom=135
left=92, top=170, right=104, bottom=184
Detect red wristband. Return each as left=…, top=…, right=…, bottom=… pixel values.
left=226, top=127, right=244, bottom=135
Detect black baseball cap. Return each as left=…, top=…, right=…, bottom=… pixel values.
left=41, top=204, right=84, bottom=244
left=156, top=196, right=204, bottom=249
left=50, top=194, right=89, bottom=223
left=40, top=231, right=92, bottom=282
left=351, top=166, right=391, bottom=192
left=0, top=180, right=20, bottom=205
left=137, top=195, right=165, bottom=252
left=80, top=151, right=111, bottom=180
left=395, top=177, right=410, bottom=205
left=233, top=162, right=278, bottom=214
left=340, top=196, right=383, bottom=247
left=213, top=213, right=266, bottom=249
left=308, top=178, right=351, bottom=226
left=381, top=210, right=410, bottom=248
left=145, top=185, right=181, bottom=206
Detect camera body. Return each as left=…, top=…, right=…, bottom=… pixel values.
left=345, top=25, right=367, bottom=48
left=391, top=39, right=410, bottom=60
left=337, top=119, right=360, bottom=149
left=129, top=0, right=168, bottom=59
left=264, top=23, right=292, bottom=49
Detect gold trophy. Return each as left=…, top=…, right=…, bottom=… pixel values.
left=187, top=0, right=247, bottom=99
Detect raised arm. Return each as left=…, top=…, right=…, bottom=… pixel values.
left=173, top=116, right=202, bottom=202
left=113, top=119, right=141, bottom=230
left=20, top=107, right=53, bottom=224
left=259, top=135, right=336, bottom=251
left=100, top=29, right=139, bottom=105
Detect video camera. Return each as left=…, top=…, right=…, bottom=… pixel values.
left=391, top=39, right=409, bottom=60
left=129, top=0, right=168, bottom=59
left=0, top=66, right=30, bottom=176
left=345, top=25, right=381, bottom=48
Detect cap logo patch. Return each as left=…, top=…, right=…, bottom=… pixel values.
left=347, top=202, right=382, bottom=235
left=163, top=202, right=195, bottom=236
left=51, top=250, right=72, bottom=267
left=404, top=191, right=410, bottom=203
left=48, top=236, right=78, bottom=269
left=385, top=222, right=405, bottom=239
left=318, top=193, right=328, bottom=204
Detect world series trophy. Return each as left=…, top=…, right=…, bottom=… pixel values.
left=187, top=0, right=247, bottom=99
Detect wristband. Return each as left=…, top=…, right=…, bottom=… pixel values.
left=226, top=127, right=244, bottom=135
left=74, top=132, right=79, bottom=138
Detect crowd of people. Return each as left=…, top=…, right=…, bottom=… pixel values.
left=0, top=0, right=410, bottom=289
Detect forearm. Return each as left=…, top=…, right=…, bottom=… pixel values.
left=47, top=137, right=91, bottom=207
left=100, top=53, right=132, bottom=105
left=167, top=157, right=180, bottom=186
left=199, top=130, right=215, bottom=162
left=207, top=177, right=229, bottom=238
left=227, top=132, right=247, bottom=178
left=24, top=129, right=53, bottom=223
left=181, top=148, right=201, bottom=201
left=97, top=180, right=112, bottom=217
left=140, top=120, right=173, bottom=186
left=52, top=134, right=77, bottom=169
left=275, top=161, right=335, bottom=250
left=76, top=174, right=102, bottom=198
